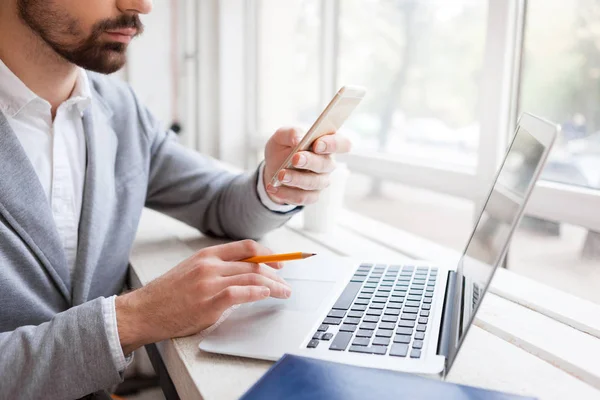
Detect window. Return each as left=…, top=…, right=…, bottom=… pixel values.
left=338, top=0, right=487, bottom=169
left=521, top=0, right=600, bottom=191
left=241, top=0, right=600, bottom=304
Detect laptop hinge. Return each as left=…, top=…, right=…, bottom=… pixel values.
left=436, top=270, right=456, bottom=359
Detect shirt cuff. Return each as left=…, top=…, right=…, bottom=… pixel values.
left=102, top=295, right=134, bottom=372
left=257, top=162, right=297, bottom=213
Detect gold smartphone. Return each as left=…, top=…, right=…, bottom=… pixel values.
left=270, top=85, right=366, bottom=186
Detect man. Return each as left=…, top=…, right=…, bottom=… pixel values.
left=0, top=1, right=351, bottom=399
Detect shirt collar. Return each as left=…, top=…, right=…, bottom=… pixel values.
left=0, top=59, right=38, bottom=117
left=0, top=58, right=92, bottom=117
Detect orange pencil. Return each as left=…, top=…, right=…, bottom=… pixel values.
left=242, top=252, right=316, bottom=264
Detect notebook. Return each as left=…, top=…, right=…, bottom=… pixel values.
left=240, top=354, right=537, bottom=400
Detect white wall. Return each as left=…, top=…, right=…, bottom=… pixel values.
left=126, top=0, right=174, bottom=130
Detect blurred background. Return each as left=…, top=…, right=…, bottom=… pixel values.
left=123, top=0, right=600, bottom=308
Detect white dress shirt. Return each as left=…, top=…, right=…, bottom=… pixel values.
left=0, top=58, right=294, bottom=373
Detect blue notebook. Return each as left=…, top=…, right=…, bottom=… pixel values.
left=240, top=354, right=536, bottom=400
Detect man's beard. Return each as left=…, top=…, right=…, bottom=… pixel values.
left=17, top=0, right=144, bottom=74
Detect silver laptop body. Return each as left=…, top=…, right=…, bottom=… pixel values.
left=199, top=113, right=558, bottom=377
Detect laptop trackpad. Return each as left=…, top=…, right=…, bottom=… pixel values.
left=199, top=278, right=338, bottom=360
left=248, top=279, right=332, bottom=312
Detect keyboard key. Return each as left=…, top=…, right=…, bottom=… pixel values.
left=401, top=314, right=417, bottom=321
left=307, top=339, right=319, bottom=348
left=332, top=282, right=363, bottom=310
left=372, top=297, right=387, bottom=304
left=329, top=332, right=353, bottom=351
left=364, top=283, right=377, bottom=289
left=350, top=277, right=366, bottom=283
left=412, top=340, right=423, bottom=349
left=339, top=324, right=357, bottom=333
left=398, top=320, right=415, bottom=328
left=422, top=304, right=431, bottom=310
left=371, top=346, right=387, bottom=355
left=420, top=310, right=430, bottom=317
left=380, top=281, right=393, bottom=286
left=384, top=308, right=400, bottom=316
left=390, top=343, right=409, bottom=357
left=387, top=302, right=403, bottom=309
left=407, top=295, right=422, bottom=302
left=378, top=322, right=395, bottom=330
left=356, top=329, right=374, bottom=338
left=381, top=315, right=398, bottom=323
left=393, top=334, right=411, bottom=344
left=352, top=338, right=370, bottom=346
left=415, top=332, right=425, bottom=340
left=410, top=349, right=422, bottom=358
left=362, top=288, right=375, bottom=294
left=367, top=308, right=383, bottom=316
left=424, top=292, right=434, bottom=298
left=375, top=329, right=392, bottom=338
left=360, top=322, right=377, bottom=330
left=313, top=332, right=324, bottom=340
left=359, top=263, right=373, bottom=269
left=344, top=317, right=361, bottom=325
left=363, top=315, right=380, bottom=323
left=405, top=300, right=420, bottom=308
left=374, top=292, right=390, bottom=298
left=396, top=327, right=413, bottom=335
left=323, top=317, right=342, bottom=325
left=403, top=306, right=419, bottom=314
left=323, top=333, right=334, bottom=341
left=377, top=287, right=391, bottom=293
left=328, top=310, right=346, bottom=318
left=431, top=267, right=438, bottom=272
left=423, top=298, right=432, bottom=304
left=317, top=324, right=328, bottom=332
left=409, top=290, right=423, bottom=296
left=355, top=299, right=370, bottom=306
left=416, top=324, right=427, bottom=332
left=370, top=303, right=384, bottom=310
left=419, top=317, right=429, bottom=324
left=351, top=304, right=367, bottom=312
left=348, top=311, right=364, bottom=318
left=372, top=337, right=390, bottom=346
left=349, top=345, right=372, bottom=354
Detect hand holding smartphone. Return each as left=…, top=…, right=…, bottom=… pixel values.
left=269, top=85, right=366, bottom=187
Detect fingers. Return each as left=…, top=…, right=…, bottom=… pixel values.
left=312, top=134, right=352, bottom=155
left=199, top=240, right=276, bottom=264
left=219, top=262, right=288, bottom=286
left=211, top=286, right=271, bottom=313
left=271, top=127, right=304, bottom=147
left=291, top=151, right=335, bottom=174
left=265, top=185, right=320, bottom=206
left=222, top=273, right=291, bottom=299
left=276, top=169, right=330, bottom=191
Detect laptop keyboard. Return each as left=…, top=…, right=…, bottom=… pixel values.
left=306, top=263, right=437, bottom=358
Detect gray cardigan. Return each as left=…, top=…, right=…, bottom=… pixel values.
left=0, top=72, right=296, bottom=399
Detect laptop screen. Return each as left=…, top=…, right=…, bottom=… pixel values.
left=445, top=124, right=549, bottom=373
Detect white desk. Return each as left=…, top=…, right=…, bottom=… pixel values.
left=130, top=208, right=600, bottom=400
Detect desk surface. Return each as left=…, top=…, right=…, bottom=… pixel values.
left=130, top=209, right=600, bottom=400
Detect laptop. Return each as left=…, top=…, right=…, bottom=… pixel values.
left=199, top=113, right=558, bottom=377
